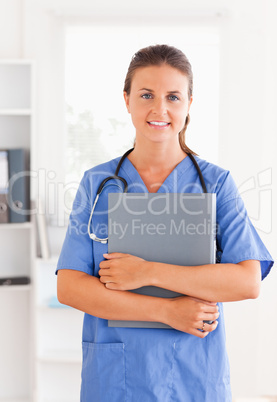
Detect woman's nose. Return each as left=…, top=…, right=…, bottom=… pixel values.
left=152, top=98, right=167, bottom=115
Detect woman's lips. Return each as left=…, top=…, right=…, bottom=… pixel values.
left=147, top=121, right=170, bottom=128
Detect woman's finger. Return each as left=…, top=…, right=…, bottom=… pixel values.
left=201, top=304, right=219, bottom=314
left=99, top=274, right=112, bottom=283
left=191, top=323, right=218, bottom=338
left=198, top=320, right=218, bottom=334
left=203, top=311, right=220, bottom=323
left=98, top=268, right=110, bottom=277
left=99, top=260, right=111, bottom=269
left=103, top=253, right=127, bottom=259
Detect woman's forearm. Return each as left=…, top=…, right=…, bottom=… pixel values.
left=57, top=269, right=220, bottom=337
left=148, top=260, right=261, bottom=302
left=57, top=269, right=164, bottom=322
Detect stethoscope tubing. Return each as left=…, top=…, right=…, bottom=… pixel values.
left=88, top=148, right=207, bottom=243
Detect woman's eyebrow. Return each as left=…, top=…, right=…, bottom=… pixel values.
left=138, top=87, right=153, bottom=92
left=167, top=90, right=182, bottom=95
left=138, top=88, right=182, bottom=95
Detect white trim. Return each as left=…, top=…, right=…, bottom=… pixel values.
left=37, top=349, right=81, bottom=364
left=0, top=109, right=33, bottom=115
left=0, top=59, right=34, bottom=65
left=52, top=7, right=229, bottom=19
left=0, top=222, right=33, bottom=229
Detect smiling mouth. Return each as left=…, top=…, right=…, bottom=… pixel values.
left=147, top=121, right=170, bottom=127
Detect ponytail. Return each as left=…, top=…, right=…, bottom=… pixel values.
left=178, top=114, right=197, bottom=155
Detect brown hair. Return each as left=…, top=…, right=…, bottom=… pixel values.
left=124, top=44, right=196, bottom=155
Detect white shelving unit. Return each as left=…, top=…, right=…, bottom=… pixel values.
left=34, top=258, right=83, bottom=402
left=0, top=60, right=83, bottom=402
left=0, top=61, right=34, bottom=402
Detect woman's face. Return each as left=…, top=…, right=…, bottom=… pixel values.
left=124, top=64, right=192, bottom=147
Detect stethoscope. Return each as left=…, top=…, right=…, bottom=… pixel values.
left=88, top=148, right=207, bottom=244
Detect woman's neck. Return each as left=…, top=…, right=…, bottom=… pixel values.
left=128, top=141, right=186, bottom=174
left=127, top=139, right=187, bottom=193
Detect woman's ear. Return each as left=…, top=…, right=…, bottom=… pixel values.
left=123, top=91, right=130, bottom=113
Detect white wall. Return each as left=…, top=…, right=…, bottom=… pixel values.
left=0, top=0, right=22, bottom=57
left=0, top=0, right=276, bottom=398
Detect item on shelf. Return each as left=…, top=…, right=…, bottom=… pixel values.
left=0, top=148, right=30, bottom=223
left=36, top=198, right=51, bottom=259
left=8, top=148, right=30, bottom=223
left=0, top=276, right=30, bottom=286
left=0, top=150, right=9, bottom=223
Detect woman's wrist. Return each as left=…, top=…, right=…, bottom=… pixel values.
left=148, top=295, right=170, bottom=324
left=144, top=261, right=160, bottom=287
left=142, top=262, right=173, bottom=324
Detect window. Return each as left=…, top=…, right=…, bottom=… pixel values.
left=65, top=25, right=219, bottom=202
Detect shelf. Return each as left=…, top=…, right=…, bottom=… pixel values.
left=38, top=304, right=73, bottom=311
left=36, top=400, right=78, bottom=402
left=0, top=222, right=32, bottom=230
left=0, top=399, right=31, bottom=402
left=35, top=399, right=78, bottom=402
left=234, top=399, right=277, bottom=402
left=0, top=59, right=34, bottom=65
left=0, top=109, right=32, bottom=116
left=36, top=256, right=59, bottom=264
left=0, top=284, right=31, bottom=292
left=38, top=350, right=82, bottom=364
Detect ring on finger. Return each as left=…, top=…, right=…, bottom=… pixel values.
left=202, top=322, right=206, bottom=332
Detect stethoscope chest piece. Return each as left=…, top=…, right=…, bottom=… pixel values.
left=87, top=175, right=128, bottom=243
left=88, top=148, right=134, bottom=243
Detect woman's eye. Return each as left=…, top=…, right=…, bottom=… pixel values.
left=168, top=95, right=179, bottom=101
left=141, top=93, right=153, bottom=99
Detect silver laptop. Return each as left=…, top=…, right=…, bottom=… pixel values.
left=108, top=193, right=216, bottom=328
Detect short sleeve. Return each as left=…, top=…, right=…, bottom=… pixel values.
left=216, top=173, right=273, bottom=280
left=56, top=172, right=94, bottom=275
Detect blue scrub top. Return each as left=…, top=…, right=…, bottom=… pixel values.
left=57, top=155, right=273, bottom=402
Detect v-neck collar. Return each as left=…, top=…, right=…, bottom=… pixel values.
left=120, top=155, right=193, bottom=193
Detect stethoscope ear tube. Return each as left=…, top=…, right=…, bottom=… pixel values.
left=96, top=147, right=134, bottom=195
left=187, top=153, right=207, bottom=193
left=114, top=148, right=134, bottom=176
left=96, top=175, right=128, bottom=195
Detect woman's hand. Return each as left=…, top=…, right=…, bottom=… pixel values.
left=99, top=253, right=219, bottom=337
left=99, top=253, right=149, bottom=290
left=163, top=296, right=219, bottom=338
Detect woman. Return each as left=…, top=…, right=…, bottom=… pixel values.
left=57, top=45, right=273, bottom=401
